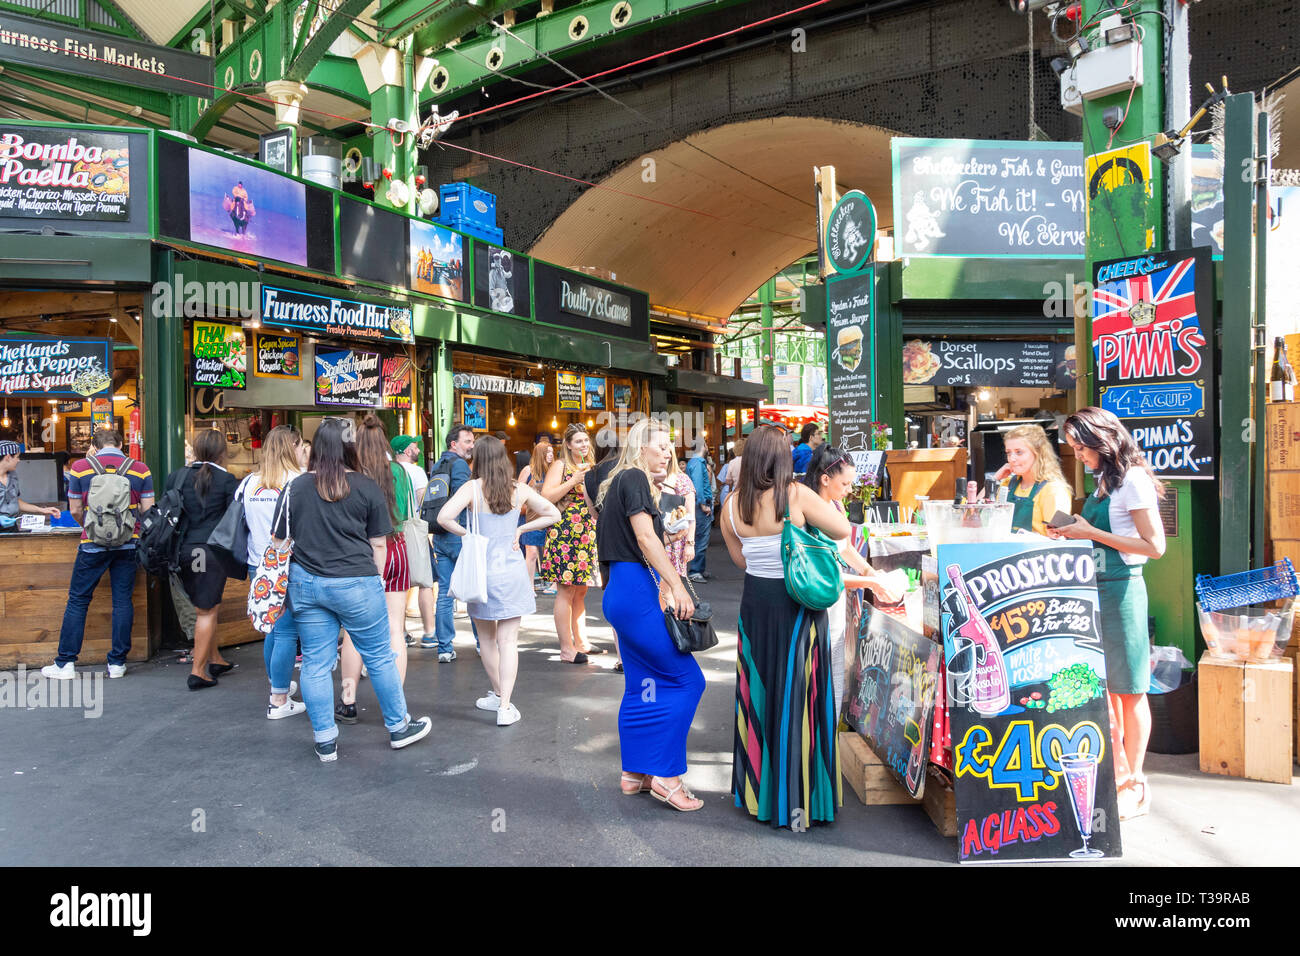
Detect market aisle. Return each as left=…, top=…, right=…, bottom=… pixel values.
left=0, top=536, right=1294, bottom=866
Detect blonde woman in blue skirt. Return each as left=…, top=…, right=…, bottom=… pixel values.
left=1047, top=407, right=1165, bottom=821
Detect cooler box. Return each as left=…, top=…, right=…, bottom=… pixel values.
left=440, top=217, right=503, bottom=246
left=439, top=182, right=497, bottom=229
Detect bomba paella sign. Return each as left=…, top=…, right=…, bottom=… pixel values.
left=0, top=128, right=130, bottom=221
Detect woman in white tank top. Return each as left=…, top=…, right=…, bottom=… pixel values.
left=720, top=425, right=851, bottom=829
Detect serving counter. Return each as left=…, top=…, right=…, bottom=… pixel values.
left=0, top=530, right=151, bottom=668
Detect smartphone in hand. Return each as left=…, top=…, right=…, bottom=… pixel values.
left=1047, top=510, right=1077, bottom=529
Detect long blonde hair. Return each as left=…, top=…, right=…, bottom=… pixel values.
left=1004, top=424, right=1067, bottom=486
left=256, top=424, right=303, bottom=492
left=596, top=418, right=668, bottom=510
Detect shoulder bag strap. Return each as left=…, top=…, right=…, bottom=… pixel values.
left=87, top=456, right=105, bottom=476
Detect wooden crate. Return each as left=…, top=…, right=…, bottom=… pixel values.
left=1285, top=641, right=1300, bottom=765
left=1266, top=401, right=1300, bottom=473
left=922, top=773, right=958, bottom=838
left=839, top=732, right=917, bottom=805
left=1269, top=472, right=1300, bottom=542
left=1198, top=652, right=1294, bottom=784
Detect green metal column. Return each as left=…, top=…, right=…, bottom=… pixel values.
left=1220, top=93, right=1257, bottom=576
left=369, top=39, right=417, bottom=214
left=759, top=278, right=775, bottom=404
left=434, top=339, right=454, bottom=446
left=142, top=250, right=186, bottom=481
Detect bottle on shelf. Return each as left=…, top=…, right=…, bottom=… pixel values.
left=1271, top=337, right=1296, bottom=403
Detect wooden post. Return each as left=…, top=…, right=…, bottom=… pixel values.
left=814, top=165, right=838, bottom=281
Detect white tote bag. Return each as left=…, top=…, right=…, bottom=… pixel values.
left=449, top=481, right=488, bottom=604
left=396, top=467, right=434, bottom=588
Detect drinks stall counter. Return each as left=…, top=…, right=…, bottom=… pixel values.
left=0, top=530, right=150, bottom=668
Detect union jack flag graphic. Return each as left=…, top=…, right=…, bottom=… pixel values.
left=1092, top=256, right=1199, bottom=338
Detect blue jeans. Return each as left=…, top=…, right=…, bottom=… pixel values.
left=253, top=563, right=298, bottom=696
left=687, top=504, right=712, bottom=576
left=434, top=549, right=478, bottom=652
left=288, top=565, right=410, bottom=744
left=57, top=546, right=137, bottom=665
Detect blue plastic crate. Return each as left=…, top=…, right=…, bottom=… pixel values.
left=1194, top=559, right=1298, bottom=611
left=439, top=182, right=496, bottom=228
left=439, top=217, right=503, bottom=246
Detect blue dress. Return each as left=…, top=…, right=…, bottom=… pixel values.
left=467, top=496, right=536, bottom=622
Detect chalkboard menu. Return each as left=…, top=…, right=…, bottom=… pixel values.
left=892, top=139, right=1086, bottom=258
left=902, top=339, right=1075, bottom=389
left=382, top=354, right=413, bottom=411
left=939, top=541, right=1120, bottom=863
left=253, top=331, right=301, bottom=380
left=314, top=347, right=380, bottom=408
left=0, top=335, right=112, bottom=399
left=1091, top=246, right=1215, bottom=480
left=826, top=269, right=875, bottom=452
left=556, top=371, right=582, bottom=411
left=843, top=607, right=941, bottom=798
left=192, top=321, right=246, bottom=390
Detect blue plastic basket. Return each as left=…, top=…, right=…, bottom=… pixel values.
left=1194, top=559, right=1298, bottom=611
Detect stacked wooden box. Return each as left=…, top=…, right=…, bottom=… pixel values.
left=1266, top=400, right=1300, bottom=766
left=838, top=732, right=957, bottom=837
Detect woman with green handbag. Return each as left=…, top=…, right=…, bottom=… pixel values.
left=721, top=424, right=852, bottom=829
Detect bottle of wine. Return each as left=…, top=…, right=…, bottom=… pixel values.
left=1271, top=337, right=1296, bottom=403
left=945, top=564, right=1011, bottom=716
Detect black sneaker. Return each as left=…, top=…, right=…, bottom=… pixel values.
left=335, top=701, right=358, bottom=724
left=315, top=740, right=338, bottom=763
left=390, top=715, right=432, bottom=750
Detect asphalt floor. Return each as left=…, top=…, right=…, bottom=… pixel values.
left=1, top=537, right=1297, bottom=867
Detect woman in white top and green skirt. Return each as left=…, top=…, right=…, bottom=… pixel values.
left=1046, top=407, right=1165, bottom=822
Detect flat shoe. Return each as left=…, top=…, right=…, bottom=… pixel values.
left=187, top=674, right=218, bottom=691
left=335, top=701, right=359, bottom=724
left=208, top=661, right=236, bottom=677
left=562, top=653, right=589, bottom=664
left=580, top=645, right=608, bottom=655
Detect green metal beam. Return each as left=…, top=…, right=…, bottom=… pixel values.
left=0, top=74, right=167, bottom=128
left=419, top=0, right=749, bottom=106
left=286, top=0, right=374, bottom=83
left=3, top=64, right=172, bottom=116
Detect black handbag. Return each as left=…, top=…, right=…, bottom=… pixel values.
left=207, top=475, right=251, bottom=581
left=644, top=559, right=718, bottom=654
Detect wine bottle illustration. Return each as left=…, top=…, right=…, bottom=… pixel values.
left=945, top=564, right=1011, bottom=716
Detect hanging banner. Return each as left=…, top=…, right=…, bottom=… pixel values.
left=191, top=321, right=246, bottom=390
left=0, top=335, right=112, bottom=398
left=842, top=607, right=941, bottom=798
left=0, top=127, right=130, bottom=221
left=556, top=371, right=582, bottom=411
left=261, top=285, right=413, bottom=344
left=252, top=331, right=301, bottom=380
left=902, top=339, right=1075, bottom=389
left=1091, top=246, right=1215, bottom=479
left=824, top=190, right=877, bottom=274
left=940, top=541, right=1120, bottom=863
left=383, top=354, right=413, bottom=411
left=473, top=241, right=531, bottom=318
left=892, top=138, right=1086, bottom=258
left=314, top=347, right=380, bottom=408
left=0, top=10, right=214, bottom=98
left=826, top=269, right=875, bottom=452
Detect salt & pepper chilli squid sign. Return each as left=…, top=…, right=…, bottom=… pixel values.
left=0, top=335, right=113, bottom=399
left=939, top=541, right=1121, bottom=863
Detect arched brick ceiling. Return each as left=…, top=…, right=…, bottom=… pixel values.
left=529, top=117, right=900, bottom=321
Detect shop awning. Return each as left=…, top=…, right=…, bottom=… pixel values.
left=670, top=368, right=766, bottom=403
left=459, top=311, right=669, bottom=379
left=0, top=236, right=153, bottom=286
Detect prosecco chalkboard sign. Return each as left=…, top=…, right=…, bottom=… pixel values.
left=892, top=139, right=1086, bottom=258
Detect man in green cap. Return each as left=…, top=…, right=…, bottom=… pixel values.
left=391, top=434, right=436, bottom=643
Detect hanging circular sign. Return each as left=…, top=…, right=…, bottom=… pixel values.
left=825, top=190, right=877, bottom=274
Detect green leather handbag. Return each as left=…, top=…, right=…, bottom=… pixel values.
left=781, top=510, right=843, bottom=610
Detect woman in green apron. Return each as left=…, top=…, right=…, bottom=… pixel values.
left=992, top=424, right=1072, bottom=534
left=1046, top=407, right=1165, bottom=821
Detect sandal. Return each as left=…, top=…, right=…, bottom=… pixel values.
left=620, top=772, right=654, bottom=795
left=650, top=776, right=703, bottom=812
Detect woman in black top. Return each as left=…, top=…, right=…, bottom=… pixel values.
left=595, top=418, right=702, bottom=812
left=269, top=418, right=431, bottom=763
left=166, top=429, right=240, bottom=690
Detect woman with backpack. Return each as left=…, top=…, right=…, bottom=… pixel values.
left=268, top=418, right=431, bottom=762
left=335, top=415, right=418, bottom=724
left=437, top=436, right=560, bottom=726
left=242, top=424, right=306, bottom=718
left=166, top=430, right=241, bottom=690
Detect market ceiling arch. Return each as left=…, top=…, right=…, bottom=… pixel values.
left=528, top=116, right=900, bottom=322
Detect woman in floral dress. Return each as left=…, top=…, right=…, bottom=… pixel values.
left=541, top=424, right=602, bottom=662
left=659, top=450, right=696, bottom=576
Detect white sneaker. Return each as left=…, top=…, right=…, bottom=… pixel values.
left=41, top=662, right=75, bottom=680
left=497, top=703, right=521, bottom=727
left=289, top=680, right=298, bottom=697
left=475, top=690, right=500, bottom=711
left=267, top=698, right=308, bottom=720
left=106, top=663, right=126, bottom=679
left=437, top=650, right=457, bottom=663
left=360, top=664, right=368, bottom=679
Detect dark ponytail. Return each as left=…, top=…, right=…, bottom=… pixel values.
left=191, top=429, right=227, bottom=501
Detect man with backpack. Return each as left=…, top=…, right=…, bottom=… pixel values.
left=418, top=423, right=474, bottom=661
left=42, top=427, right=154, bottom=680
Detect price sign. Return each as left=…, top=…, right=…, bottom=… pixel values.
left=938, top=540, right=1120, bottom=863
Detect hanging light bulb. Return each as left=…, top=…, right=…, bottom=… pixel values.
left=586, top=417, right=594, bottom=428
left=550, top=415, right=558, bottom=430
left=1, top=404, right=9, bottom=429
left=508, top=409, right=516, bottom=427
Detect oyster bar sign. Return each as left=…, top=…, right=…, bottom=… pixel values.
left=559, top=280, right=631, bottom=326
left=0, top=129, right=129, bottom=220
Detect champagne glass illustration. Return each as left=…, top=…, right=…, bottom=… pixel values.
left=1060, top=752, right=1104, bottom=859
